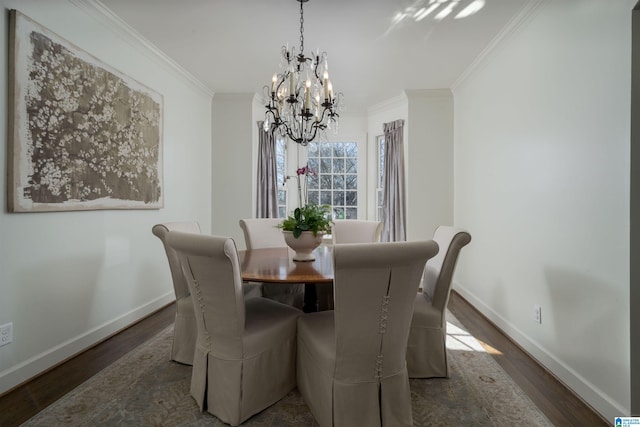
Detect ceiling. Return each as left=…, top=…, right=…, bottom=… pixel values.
left=98, top=0, right=532, bottom=112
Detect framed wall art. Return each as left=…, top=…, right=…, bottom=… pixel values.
left=8, top=10, right=164, bottom=212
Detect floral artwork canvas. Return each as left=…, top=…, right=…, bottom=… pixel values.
left=7, top=10, right=163, bottom=212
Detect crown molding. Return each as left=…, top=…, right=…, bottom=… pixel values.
left=451, top=0, right=545, bottom=92
left=403, top=89, right=453, bottom=100
left=69, top=0, right=213, bottom=97
left=367, top=92, right=408, bottom=116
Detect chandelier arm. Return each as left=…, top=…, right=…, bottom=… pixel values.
left=308, top=122, right=323, bottom=141
left=314, top=103, right=333, bottom=124
left=312, top=51, right=326, bottom=85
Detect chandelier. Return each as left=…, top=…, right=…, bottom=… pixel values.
left=263, top=0, right=343, bottom=146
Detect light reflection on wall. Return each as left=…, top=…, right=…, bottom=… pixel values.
left=392, top=0, right=486, bottom=26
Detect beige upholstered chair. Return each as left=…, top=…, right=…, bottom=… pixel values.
left=152, top=221, right=201, bottom=365
left=165, top=231, right=301, bottom=426
left=239, top=218, right=304, bottom=309
left=297, top=240, right=439, bottom=427
left=321, top=219, right=382, bottom=311
left=331, top=219, right=383, bottom=244
left=406, top=226, right=472, bottom=378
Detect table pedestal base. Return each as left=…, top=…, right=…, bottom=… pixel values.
left=303, top=284, right=318, bottom=313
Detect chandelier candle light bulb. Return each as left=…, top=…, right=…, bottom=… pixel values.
left=323, top=71, right=329, bottom=100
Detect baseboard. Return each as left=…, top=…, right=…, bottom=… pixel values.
left=0, top=292, right=174, bottom=394
left=453, top=283, right=628, bottom=420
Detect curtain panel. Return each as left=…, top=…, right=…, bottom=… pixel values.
left=381, top=119, right=407, bottom=242
left=256, top=122, right=279, bottom=218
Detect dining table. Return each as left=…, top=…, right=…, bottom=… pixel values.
left=238, top=245, right=334, bottom=313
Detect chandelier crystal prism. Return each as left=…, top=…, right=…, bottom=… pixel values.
left=263, top=0, right=343, bottom=146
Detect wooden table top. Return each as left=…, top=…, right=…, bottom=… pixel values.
left=239, top=246, right=334, bottom=284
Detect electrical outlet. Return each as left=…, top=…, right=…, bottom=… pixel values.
left=534, top=305, right=542, bottom=324
left=0, top=322, right=13, bottom=347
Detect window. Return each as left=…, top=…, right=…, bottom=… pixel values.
left=376, top=135, right=385, bottom=221
left=306, top=141, right=359, bottom=220
left=275, top=136, right=287, bottom=218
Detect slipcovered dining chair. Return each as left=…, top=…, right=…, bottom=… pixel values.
left=297, top=240, right=439, bottom=427
left=153, top=222, right=262, bottom=365
left=331, top=219, right=383, bottom=244
left=406, top=226, right=472, bottom=378
left=321, top=219, right=382, bottom=311
left=165, top=231, right=301, bottom=426
left=239, top=218, right=304, bottom=309
left=152, top=221, right=201, bottom=365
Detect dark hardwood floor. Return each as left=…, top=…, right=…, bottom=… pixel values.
left=0, top=292, right=608, bottom=426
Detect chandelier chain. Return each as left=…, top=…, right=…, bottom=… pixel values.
left=299, top=0, right=304, bottom=54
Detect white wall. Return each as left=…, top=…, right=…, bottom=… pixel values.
left=453, top=0, right=633, bottom=418
left=405, top=90, right=454, bottom=240
left=211, top=93, right=255, bottom=247
left=0, top=0, right=212, bottom=393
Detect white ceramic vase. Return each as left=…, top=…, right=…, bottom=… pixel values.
left=283, top=230, right=323, bottom=261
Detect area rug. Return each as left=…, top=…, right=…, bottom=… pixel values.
left=22, top=314, right=552, bottom=426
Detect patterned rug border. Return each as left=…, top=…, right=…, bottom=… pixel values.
left=22, top=312, right=552, bottom=426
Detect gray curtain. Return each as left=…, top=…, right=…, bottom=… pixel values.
left=381, top=119, right=406, bottom=242
left=256, top=121, right=279, bottom=218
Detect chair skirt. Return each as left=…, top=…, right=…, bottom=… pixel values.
left=171, top=295, right=196, bottom=365
left=298, top=312, right=413, bottom=427
left=190, top=298, right=299, bottom=426
left=406, top=294, right=449, bottom=378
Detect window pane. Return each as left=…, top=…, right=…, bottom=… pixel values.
left=307, top=158, right=319, bottom=174
left=345, top=158, right=357, bottom=174
left=332, top=175, right=344, bottom=190
left=320, top=158, right=331, bottom=174
left=333, top=191, right=344, bottom=206
left=307, top=174, right=318, bottom=190
left=345, top=174, right=357, bottom=190
left=345, top=142, right=357, bottom=157
left=307, top=190, right=319, bottom=205
left=378, top=137, right=385, bottom=188
left=345, top=191, right=357, bottom=206
left=321, top=191, right=332, bottom=205
left=346, top=208, right=357, bottom=219
left=321, top=175, right=332, bottom=189
left=333, top=158, right=345, bottom=173
left=276, top=137, right=287, bottom=218
left=376, top=135, right=385, bottom=221
left=333, top=207, right=345, bottom=219
left=332, top=142, right=345, bottom=157
left=320, top=143, right=332, bottom=157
